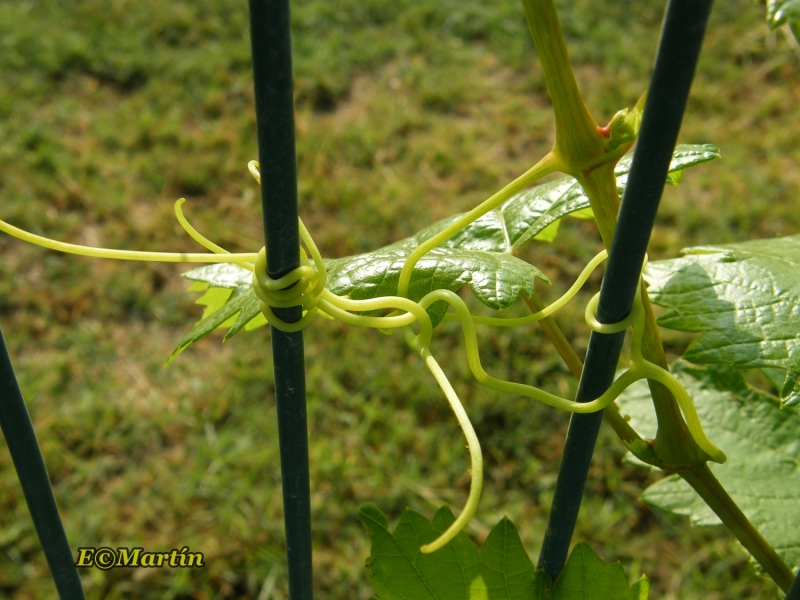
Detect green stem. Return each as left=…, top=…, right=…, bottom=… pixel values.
left=678, top=464, right=795, bottom=593
left=520, top=0, right=699, bottom=466
left=520, top=0, right=604, bottom=172
left=639, top=284, right=710, bottom=466
left=577, top=165, right=619, bottom=249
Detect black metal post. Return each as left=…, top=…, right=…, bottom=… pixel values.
left=787, top=571, right=800, bottom=600
left=0, top=329, right=86, bottom=599
left=248, top=1, right=313, bottom=598
left=537, top=0, right=714, bottom=579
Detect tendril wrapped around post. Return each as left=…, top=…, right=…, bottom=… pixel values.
left=0, top=161, right=725, bottom=556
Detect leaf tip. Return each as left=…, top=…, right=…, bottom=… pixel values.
left=359, top=505, right=390, bottom=533
left=164, top=347, right=184, bottom=368
left=629, top=575, right=650, bottom=600
left=431, top=504, right=457, bottom=532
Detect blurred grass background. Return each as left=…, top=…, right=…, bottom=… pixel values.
left=0, top=0, right=798, bottom=598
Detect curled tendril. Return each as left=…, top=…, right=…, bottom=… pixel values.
left=246, top=163, right=725, bottom=552
left=395, top=151, right=564, bottom=300
left=0, top=203, right=259, bottom=266
left=0, top=162, right=725, bottom=557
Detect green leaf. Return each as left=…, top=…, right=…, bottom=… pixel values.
left=360, top=506, right=648, bottom=600
left=766, top=0, right=800, bottom=41
left=325, top=144, right=718, bottom=327
left=645, top=234, right=800, bottom=407
left=324, top=233, right=548, bottom=328
left=360, top=504, right=535, bottom=600
left=616, top=361, right=800, bottom=572
left=541, top=542, right=650, bottom=600
left=494, top=144, right=719, bottom=252
left=169, top=263, right=265, bottom=363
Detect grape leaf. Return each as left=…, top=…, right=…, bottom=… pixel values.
left=172, top=145, right=718, bottom=356
left=644, top=234, right=800, bottom=407
left=767, top=0, right=800, bottom=41
left=507, top=143, right=718, bottom=250
left=442, top=143, right=719, bottom=253
left=616, top=361, right=800, bottom=572
left=360, top=505, right=648, bottom=600
left=541, top=543, right=650, bottom=600
left=324, top=232, right=548, bottom=328
left=318, top=144, right=718, bottom=326
left=168, top=263, right=265, bottom=363
left=359, top=504, right=536, bottom=600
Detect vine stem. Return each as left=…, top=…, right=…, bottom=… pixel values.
left=520, top=0, right=603, bottom=170
left=520, top=10, right=707, bottom=464
left=523, top=0, right=746, bottom=579
left=677, top=464, right=795, bottom=593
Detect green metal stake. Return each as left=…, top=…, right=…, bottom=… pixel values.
left=248, top=1, right=313, bottom=598
left=0, top=328, right=86, bottom=599
left=787, top=571, right=800, bottom=600
left=537, top=0, right=714, bottom=579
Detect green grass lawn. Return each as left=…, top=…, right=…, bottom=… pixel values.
left=0, top=0, right=798, bottom=598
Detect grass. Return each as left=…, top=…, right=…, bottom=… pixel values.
left=0, top=0, right=798, bottom=598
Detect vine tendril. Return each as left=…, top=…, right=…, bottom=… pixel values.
left=0, top=205, right=258, bottom=265
left=174, top=199, right=253, bottom=268
left=396, top=151, right=564, bottom=299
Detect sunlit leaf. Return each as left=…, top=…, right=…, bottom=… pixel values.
left=645, top=234, right=800, bottom=407
left=324, top=234, right=548, bottom=328
left=501, top=143, right=719, bottom=251
left=169, top=263, right=263, bottom=363
left=435, top=144, right=719, bottom=253
left=325, top=144, right=718, bottom=326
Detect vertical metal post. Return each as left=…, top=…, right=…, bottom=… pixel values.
left=248, top=1, right=313, bottom=598
left=0, top=329, right=86, bottom=599
left=787, top=572, right=800, bottom=600
left=537, top=0, right=714, bottom=579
